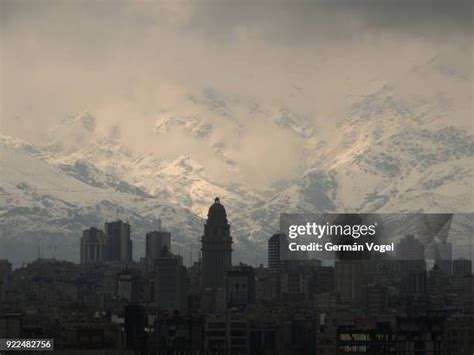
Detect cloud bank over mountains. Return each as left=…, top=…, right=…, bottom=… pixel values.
left=2, top=0, right=471, bottom=187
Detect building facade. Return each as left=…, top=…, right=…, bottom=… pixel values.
left=153, top=254, right=188, bottom=313
left=105, top=220, right=132, bottom=263
left=268, top=234, right=286, bottom=274
left=80, top=227, right=107, bottom=264
left=146, top=231, right=171, bottom=261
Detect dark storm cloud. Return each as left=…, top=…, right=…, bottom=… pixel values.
left=186, top=0, right=472, bottom=43
left=323, top=0, right=472, bottom=25
left=2, top=1, right=470, bottom=43
left=330, top=0, right=472, bottom=35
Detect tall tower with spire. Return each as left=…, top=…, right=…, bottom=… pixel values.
left=201, top=197, right=232, bottom=289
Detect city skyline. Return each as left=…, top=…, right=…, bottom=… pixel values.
left=1, top=204, right=472, bottom=353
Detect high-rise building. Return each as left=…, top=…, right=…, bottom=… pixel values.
left=397, top=235, right=427, bottom=283
left=396, top=234, right=425, bottom=260
left=153, top=254, right=188, bottom=312
left=268, top=234, right=286, bottom=274
left=80, top=227, right=107, bottom=264
left=105, top=220, right=132, bottom=263
left=201, top=197, right=232, bottom=290
left=146, top=231, right=171, bottom=260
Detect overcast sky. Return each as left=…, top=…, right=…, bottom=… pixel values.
left=1, top=0, right=472, bottom=186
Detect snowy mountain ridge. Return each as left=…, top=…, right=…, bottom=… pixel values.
left=1, top=51, right=473, bottom=266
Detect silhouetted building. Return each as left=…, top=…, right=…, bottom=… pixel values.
left=117, top=269, right=141, bottom=303
left=362, top=284, right=388, bottom=316
left=314, top=266, right=335, bottom=294
left=124, top=304, right=147, bottom=353
left=407, top=270, right=428, bottom=297
left=335, top=260, right=365, bottom=304
left=201, top=197, right=232, bottom=290
left=201, top=288, right=226, bottom=314
left=105, top=220, right=133, bottom=263
left=145, top=231, right=171, bottom=261
left=153, top=254, right=188, bottom=313
left=227, top=265, right=256, bottom=307
left=255, top=265, right=279, bottom=301
left=428, top=264, right=450, bottom=297
left=290, top=313, right=318, bottom=354
left=80, top=227, right=107, bottom=264
left=281, top=260, right=308, bottom=303
left=268, top=233, right=286, bottom=274
left=396, top=235, right=424, bottom=260
left=0, top=260, right=12, bottom=302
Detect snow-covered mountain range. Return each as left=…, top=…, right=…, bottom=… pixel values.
left=1, top=52, right=472, bottom=266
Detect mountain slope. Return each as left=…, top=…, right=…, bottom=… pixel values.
left=0, top=136, right=204, bottom=265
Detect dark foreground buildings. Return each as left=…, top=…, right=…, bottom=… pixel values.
left=1, top=200, right=473, bottom=354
